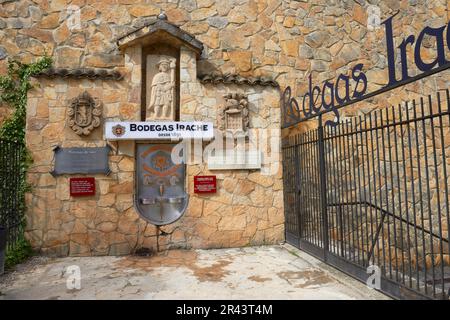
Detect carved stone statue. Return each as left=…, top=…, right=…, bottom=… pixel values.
left=68, top=91, right=102, bottom=136
left=218, top=93, right=249, bottom=135
left=146, top=56, right=176, bottom=120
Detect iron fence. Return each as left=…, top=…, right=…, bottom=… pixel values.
left=282, top=89, right=450, bottom=300
left=0, top=139, right=25, bottom=251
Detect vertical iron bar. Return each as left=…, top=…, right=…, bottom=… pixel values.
left=380, top=109, right=393, bottom=278
left=298, top=134, right=304, bottom=242
left=311, top=129, right=320, bottom=247
left=368, top=112, right=381, bottom=266
left=358, top=115, right=371, bottom=265
left=398, top=102, right=412, bottom=286
left=405, top=99, right=421, bottom=290
left=324, top=126, right=335, bottom=255
left=364, top=115, right=376, bottom=265
left=374, top=110, right=388, bottom=273
left=318, top=116, right=329, bottom=259
left=338, top=119, right=349, bottom=259
left=387, top=105, right=400, bottom=282
left=305, top=132, right=314, bottom=245
left=291, top=136, right=297, bottom=240
left=297, top=134, right=304, bottom=241
left=420, top=96, right=436, bottom=297
left=305, top=131, right=314, bottom=245
left=324, top=126, right=337, bottom=254
left=292, top=138, right=297, bottom=239
left=301, top=132, right=310, bottom=243
left=427, top=94, right=445, bottom=299
left=399, top=102, right=414, bottom=287
left=316, top=129, right=324, bottom=248
left=352, top=117, right=364, bottom=265
left=315, top=129, right=322, bottom=248
left=281, top=140, right=287, bottom=238
left=441, top=90, right=450, bottom=292
left=342, top=119, right=353, bottom=260
left=284, top=138, right=290, bottom=238
left=413, top=98, right=429, bottom=295
left=294, top=136, right=302, bottom=242
left=331, top=124, right=344, bottom=256
left=344, top=119, right=356, bottom=262
left=349, top=118, right=362, bottom=264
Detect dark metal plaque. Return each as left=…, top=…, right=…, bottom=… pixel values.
left=51, top=146, right=111, bottom=176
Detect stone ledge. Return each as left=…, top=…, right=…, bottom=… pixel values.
left=33, top=67, right=123, bottom=80
left=199, top=74, right=279, bottom=87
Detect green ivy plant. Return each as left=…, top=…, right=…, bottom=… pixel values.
left=0, top=56, right=52, bottom=268
left=5, top=238, right=33, bottom=269
left=0, top=56, right=52, bottom=141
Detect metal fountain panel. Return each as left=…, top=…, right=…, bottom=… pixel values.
left=135, top=143, right=188, bottom=226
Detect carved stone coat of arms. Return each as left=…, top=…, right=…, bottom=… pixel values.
left=218, top=93, right=250, bottom=135
left=68, top=91, right=102, bottom=136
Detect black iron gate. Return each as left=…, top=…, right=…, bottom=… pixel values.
left=282, top=89, right=450, bottom=300
left=0, top=139, right=25, bottom=251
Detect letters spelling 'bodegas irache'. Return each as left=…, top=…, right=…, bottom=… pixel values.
left=130, top=123, right=209, bottom=132
left=284, top=12, right=450, bottom=126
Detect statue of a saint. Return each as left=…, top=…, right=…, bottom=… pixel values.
left=77, top=104, right=88, bottom=125
left=147, top=57, right=175, bottom=120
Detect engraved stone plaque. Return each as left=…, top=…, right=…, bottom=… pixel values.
left=51, top=146, right=111, bottom=176
left=207, top=150, right=262, bottom=170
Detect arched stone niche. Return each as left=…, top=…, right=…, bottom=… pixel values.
left=117, top=14, right=203, bottom=122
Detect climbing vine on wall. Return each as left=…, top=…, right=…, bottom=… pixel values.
left=0, top=56, right=52, bottom=267
left=0, top=56, right=52, bottom=142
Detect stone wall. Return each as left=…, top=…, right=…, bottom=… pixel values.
left=2, top=0, right=448, bottom=131
left=0, top=103, right=12, bottom=126
left=1, top=0, right=449, bottom=256
left=24, top=40, right=283, bottom=255
left=25, top=44, right=141, bottom=255
left=2, top=1, right=449, bottom=87
left=2, top=0, right=449, bottom=128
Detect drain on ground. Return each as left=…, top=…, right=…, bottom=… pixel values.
left=134, top=248, right=154, bottom=257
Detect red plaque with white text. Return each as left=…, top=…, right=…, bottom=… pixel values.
left=70, top=177, right=96, bottom=197
left=194, top=176, right=217, bottom=194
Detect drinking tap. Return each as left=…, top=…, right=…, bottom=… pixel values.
left=159, top=184, right=164, bottom=219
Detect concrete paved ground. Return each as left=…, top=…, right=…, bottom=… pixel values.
left=0, top=244, right=389, bottom=300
